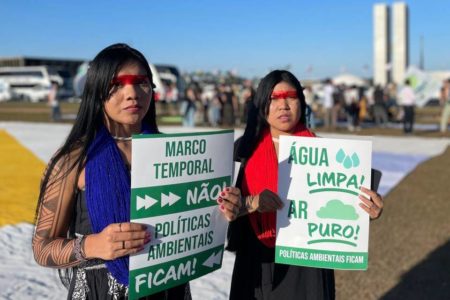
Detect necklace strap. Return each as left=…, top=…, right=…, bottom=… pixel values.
left=112, top=135, right=132, bottom=141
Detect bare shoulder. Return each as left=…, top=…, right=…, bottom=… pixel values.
left=44, top=144, right=85, bottom=188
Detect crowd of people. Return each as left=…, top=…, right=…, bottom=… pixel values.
left=46, top=62, right=449, bottom=135
left=158, top=75, right=450, bottom=135
left=317, top=79, right=418, bottom=134
left=172, top=80, right=255, bottom=129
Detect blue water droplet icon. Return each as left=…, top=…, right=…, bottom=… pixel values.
left=336, top=149, right=345, bottom=163
left=351, top=153, right=360, bottom=167
left=343, top=155, right=352, bottom=169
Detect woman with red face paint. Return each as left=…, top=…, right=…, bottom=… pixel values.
left=32, top=44, right=191, bottom=299
left=217, top=70, right=383, bottom=300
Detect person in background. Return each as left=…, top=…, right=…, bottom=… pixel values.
left=344, top=85, right=360, bottom=131
left=332, top=84, right=345, bottom=130
left=398, top=79, right=416, bottom=134
left=322, top=79, right=334, bottom=129
left=440, top=79, right=450, bottom=133
left=303, top=85, right=317, bottom=129
left=373, top=85, right=388, bottom=127
left=385, top=83, right=398, bottom=121
left=208, top=85, right=222, bottom=127
left=221, top=84, right=238, bottom=127
left=166, top=81, right=179, bottom=116
left=358, top=93, right=369, bottom=124
left=241, top=79, right=255, bottom=125
left=216, top=70, right=383, bottom=300
left=32, top=43, right=191, bottom=299
left=48, top=81, right=61, bottom=121
left=168, top=82, right=179, bottom=103
left=181, top=85, right=197, bottom=127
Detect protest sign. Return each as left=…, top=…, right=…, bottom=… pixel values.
left=129, top=130, right=233, bottom=299
left=275, top=136, right=372, bottom=270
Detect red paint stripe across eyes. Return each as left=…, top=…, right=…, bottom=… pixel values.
left=111, top=75, right=149, bottom=85
left=271, top=90, right=298, bottom=99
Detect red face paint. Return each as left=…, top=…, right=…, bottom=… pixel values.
left=111, top=75, right=149, bottom=86
left=271, top=90, right=298, bottom=100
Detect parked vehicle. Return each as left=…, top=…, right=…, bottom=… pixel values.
left=56, top=69, right=75, bottom=100
left=155, top=64, right=186, bottom=99
left=0, top=79, right=11, bottom=102
left=149, top=64, right=165, bottom=102
left=69, top=63, right=165, bottom=102
left=0, top=66, right=63, bottom=102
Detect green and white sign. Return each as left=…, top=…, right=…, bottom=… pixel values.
left=129, top=130, right=234, bottom=299
left=275, top=136, right=372, bottom=270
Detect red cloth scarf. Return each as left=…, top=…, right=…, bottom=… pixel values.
left=242, top=124, right=315, bottom=248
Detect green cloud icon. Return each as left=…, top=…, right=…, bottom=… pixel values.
left=316, top=199, right=359, bottom=220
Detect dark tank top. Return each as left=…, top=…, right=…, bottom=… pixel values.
left=67, top=190, right=192, bottom=300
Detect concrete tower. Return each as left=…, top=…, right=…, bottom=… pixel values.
left=392, top=2, right=409, bottom=84
left=373, top=4, right=390, bottom=86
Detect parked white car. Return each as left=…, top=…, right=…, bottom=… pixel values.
left=0, top=66, right=63, bottom=102
left=0, top=79, right=11, bottom=102
left=72, top=63, right=165, bottom=103
left=149, top=64, right=165, bottom=102
left=155, top=64, right=185, bottom=98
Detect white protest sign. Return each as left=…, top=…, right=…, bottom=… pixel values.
left=275, top=136, right=372, bottom=270
left=129, top=130, right=233, bottom=299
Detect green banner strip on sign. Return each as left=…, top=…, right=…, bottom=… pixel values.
left=129, top=245, right=224, bottom=299
left=131, top=176, right=231, bottom=219
left=275, top=246, right=367, bottom=270
left=132, top=129, right=234, bottom=139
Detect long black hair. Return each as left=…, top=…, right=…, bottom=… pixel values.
left=36, top=43, right=158, bottom=223
left=236, top=70, right=306, bottom=161
left=35, top=43, right=159, bottom=288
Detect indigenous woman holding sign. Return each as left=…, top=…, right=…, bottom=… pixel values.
left=218, top=70, right=383, bottom=299
left=32, top=44, right=191, bottom=299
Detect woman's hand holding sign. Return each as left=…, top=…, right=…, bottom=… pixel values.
left=84, top=223, right=150, bottom=260
left=359, top=186, right=384, bottom=219
left=250, top=189, right=284, bottom=213
left=217, top=187, right=241, bottom=221
left=217, top=187, right=284, bottom=221
left=218, top=186, right=382, bottom=222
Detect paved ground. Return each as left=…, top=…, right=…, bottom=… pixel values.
left=1, top=122, right=449, bottom=299
left=335, top=147, right=450, bottom=300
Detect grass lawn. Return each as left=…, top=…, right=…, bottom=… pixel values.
left=0, top=101, right=183, bottom=125
left=0, top=102, right=79, bottom=123
left=0, top=101, right=448, bottom=137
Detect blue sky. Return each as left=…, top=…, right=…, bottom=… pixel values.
left=1, top=0, right=449, bottom=79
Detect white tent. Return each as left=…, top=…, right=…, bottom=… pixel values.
left=332, top=73, right=367, bottom=87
